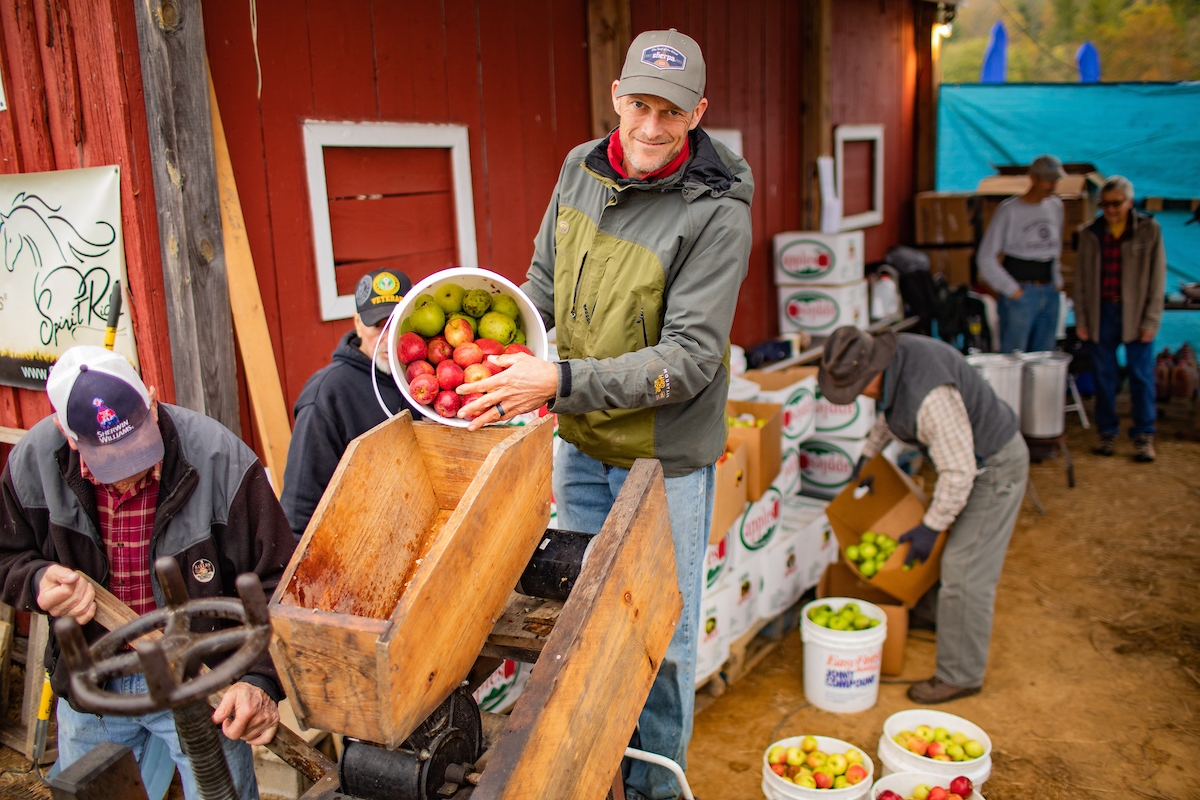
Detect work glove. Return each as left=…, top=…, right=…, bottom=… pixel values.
left=898, top=523, right=940, bottom=566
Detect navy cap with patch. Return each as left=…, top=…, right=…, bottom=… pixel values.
left=355, top=269, right=413, bottom=327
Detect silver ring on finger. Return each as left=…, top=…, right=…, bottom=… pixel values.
left=495, top=402, right=505, bottom=418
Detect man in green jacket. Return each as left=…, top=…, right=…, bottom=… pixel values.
left=459, top=29, right=752, bottom=800
left=1074, top=175, right=1166, bottom=462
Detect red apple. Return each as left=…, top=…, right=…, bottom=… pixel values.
left=453, top=342, right=484, bottom=368
left=949, top=777, right=973, bottom=796
left=433, top=390, right=461, bottom=418
left=812, top=771, right=833, bottom=789
left=463, top=363, right=491, bottom=384
left=427, top=336, right=453, bottom=365
left=877, top=792, right=903, bottom=800
left=769, top=763, right=785, bottom=777
left=408, top=374, right=439, bottom=404
left=444, top=317, right=475, bottom=348
left=907, top=736, right=929, bottom=756
left=927, top=787, right=948, bottom=800
left=484, top=358, right=504, bottom=376
left=405, top=360, right=434, bottom=382
left=926, top=740, right=947, bottom=759
left=436, top=360, right=465, bottom=391
left=504, top=343, right=533, bottom=357
left=396, top=331, right=428, bottom=365
left=476, top=338, right=505, bottom=358
left=947, top=794, right=964, bottom=800
left=844, top=763, right=868, bottom=785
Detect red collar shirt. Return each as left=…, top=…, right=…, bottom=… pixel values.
left=80, top=460, right=162, bottom=616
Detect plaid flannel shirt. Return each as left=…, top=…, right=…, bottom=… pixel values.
left=80, top=461, right=162, bottom=616
left=1100, top=222, right=1126, bottom=304
left=862, top=384, right=978, bottom=531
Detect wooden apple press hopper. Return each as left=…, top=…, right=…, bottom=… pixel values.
left=268, top=412, right=554, bottom=748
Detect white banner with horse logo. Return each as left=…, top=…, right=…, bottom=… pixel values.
left=0, top=165, right=138, bottom=389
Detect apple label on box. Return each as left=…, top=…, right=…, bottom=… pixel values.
left=781, top=385, right=816, bottom=441
left=473, top=660, right=530, bottom=713
left=737, top=488, right=782, bottom=553
left=782, top=290, right=844, bottom=332
left=777, top=239, right=839, bottom=281
left=800, top=440, right=856, bottom=492
left=705, top=535, right=729, bottom=590
left=815, top=393, right=868, bottom=434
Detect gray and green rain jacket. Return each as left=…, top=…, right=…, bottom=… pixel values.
left=522, top=128, right=754, bottom=478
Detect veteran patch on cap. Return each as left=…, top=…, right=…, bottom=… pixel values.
left=355, top=268, right=413, bottom=327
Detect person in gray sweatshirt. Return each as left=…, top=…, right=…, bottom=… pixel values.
left=977, top=155, right=1066, bottom=353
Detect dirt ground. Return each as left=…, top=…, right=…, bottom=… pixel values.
left=0, top=396, right=1195, bottom=800
left=688, top=396, right=1200, bottom=800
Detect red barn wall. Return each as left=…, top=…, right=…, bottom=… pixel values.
left=830, top=0, right=918, bottom=264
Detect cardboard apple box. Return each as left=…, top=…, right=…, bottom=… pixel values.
left=709, top=438, right=748, bottom=545
left=740, top=366, right=819, bottom=444
left=818, top=561, right=908, bottom=676
left=824, top=453, right=948, bottom=607
left=726, top=400, right=783, bottom=501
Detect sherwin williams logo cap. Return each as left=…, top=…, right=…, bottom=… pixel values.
left=778, top=239, right=835, bottom=279
left=799, top=441, right=854, bottom=489
left=739, top=488, right=782, bottom=551
left=785, top=291, right=841, bottom=330
left=781, top=386, right=815, bottom=440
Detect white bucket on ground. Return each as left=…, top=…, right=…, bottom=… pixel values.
left=877, top=708, right=993, bottom=786
left=761, top=735, right=874, bottom=800
left=870, top=772, right=983, bottom=800
left=800, top=598, right=887, bottom=713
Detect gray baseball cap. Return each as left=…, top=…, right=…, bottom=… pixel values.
left=615, top=29, right=706, bottom=112
left=1029, top=155, right=1066, bottom=181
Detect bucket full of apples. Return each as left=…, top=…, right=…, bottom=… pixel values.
left=876, top=709, right=992, bottom=788
left=762, top=734, right=874, bottom=799
left=385, top=268, right=549, bottom=427
left=871, top=772, right=982, bottom=800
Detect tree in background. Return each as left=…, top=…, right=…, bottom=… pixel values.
left=941, top=0, right=1200, bottom=83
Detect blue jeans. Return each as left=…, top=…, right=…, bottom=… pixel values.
left=998, top=283, right=1059, bottom=353
left=554, top=444, right=714, bottom=800
left=56, top=675, right=259, bottom=800
left=1092, top=300, right=1157, bottom=437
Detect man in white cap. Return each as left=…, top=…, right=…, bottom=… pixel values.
left=977, top=154, right=1067, bottom=353
left=456, top=28, right=753, bottom=800
left=0, top=345, right=296, bottom=800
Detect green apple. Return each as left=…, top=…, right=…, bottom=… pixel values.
left=828, top=615, right=850, bottom=630
left=784, top=745, right=804, bottom=766
left=767, top=744, right=787, bottom=764
left=433, top=283, right=465, bottom=314
left=859, top=543, right=878, bottom=559
left=950, top=731, right=969, bottom=746
left=795, top=774, right=817, bottom=789
left=399, top=316, right=414, bottom=334
left=410, top=303, right=446, bottom=338
left=832, top=776, right=850, bottom=789
left=491, top=293, right=520, bottom=320
left=462, top=288, right=493, bottom=317
left=479, top=311, right=516, bottom=345
left=844, top=748, right=862, bottom=765
left=413, top=293, right=437, bottom=308
left=853, top=614, right=872, bottom=630
left=914, top=725, right=935, bottom=741
left=841, top=602, right=860, bottom=615
left=845, top=544, right=861, bottom=562
left=825, top=753, right=848, bottom=776
left=912, top=784, right=932, bottom=800
left=964, top=739, right=985, bottom=758
left=859, top=561, right=877, bottom=578
left=946, top=743, right=966, bottom=761
left=800, top=735, right=818, bottom=754
left=861, top=531, right=877, bottom=544
left=933, top=727, right=950, bottom=742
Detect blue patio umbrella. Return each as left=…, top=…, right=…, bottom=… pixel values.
left=981, top=21, right=1008, bottom=83
left=1076, top=41, right=1101, bottom=83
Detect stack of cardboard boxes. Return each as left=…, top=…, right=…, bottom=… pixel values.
left=773, top=231, right=868, bottom=337
left=914, top=192, right=977, bottom=287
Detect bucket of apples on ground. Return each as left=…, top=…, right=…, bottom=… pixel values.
left=762, top=734, right=874, bottom=799
left=876, top=709, right=992, bottom=787
left=385, top=268, right=548, bottom=426
left=871, top=773, right=982, bottom=800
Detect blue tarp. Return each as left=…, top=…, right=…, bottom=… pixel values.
left=937, top=83, right=1200, bottom=351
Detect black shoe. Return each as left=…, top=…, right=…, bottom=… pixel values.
left=1092, top=434, right=1115, bottom=457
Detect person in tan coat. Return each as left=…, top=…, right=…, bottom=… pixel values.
left=1074, top=175, right=1166, bottom=462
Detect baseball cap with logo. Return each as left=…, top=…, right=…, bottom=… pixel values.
left=1029, top=154, right=1066, bottom=181
left=46, top=346, right=164, bottom=484
left=355, top=268, right=413, bottom=327
left=615, top=29, right=706, bottom=113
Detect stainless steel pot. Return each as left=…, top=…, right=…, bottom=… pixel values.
left=966, top=353, right=1023, bottom=424
left=1019, top=352, right=1072, bottom=438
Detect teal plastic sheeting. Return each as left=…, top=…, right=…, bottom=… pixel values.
left=937, top=83, right=1200, bottom=352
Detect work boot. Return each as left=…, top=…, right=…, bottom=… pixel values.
left=1092, top=433, right=1115, bottom=457
left=1134, top=434, right=1156, bottom=463
left=907, top=677, right=981, bottom=704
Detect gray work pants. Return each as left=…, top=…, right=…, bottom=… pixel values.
left=934, top=431, right=1029, bottom=687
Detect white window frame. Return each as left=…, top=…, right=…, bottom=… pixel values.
left=834, top=123, right=884, bottom=231
left=302, top=121, right=477, bottom=321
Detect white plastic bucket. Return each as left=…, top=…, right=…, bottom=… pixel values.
left=966, top=353, right=1023, bottom=423
left=385, top=267, right=549, bottom=427
left=870, top=772, right=983, bottom=800
left=800, top=598, right=887, bottom=713
left=762, top=735, right=874, bottom=800
left=877, top=709, right=993, bottom=786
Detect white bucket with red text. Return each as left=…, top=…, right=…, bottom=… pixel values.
left=800, top=597, right=886, bottom=713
